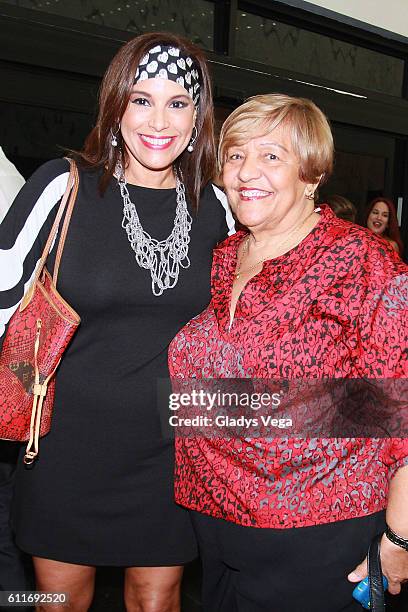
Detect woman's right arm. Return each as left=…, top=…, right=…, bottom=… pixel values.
left=0, top=158, right=71, bottom=347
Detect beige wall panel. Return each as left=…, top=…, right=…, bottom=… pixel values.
left=305, top=0, right=408, bottom=38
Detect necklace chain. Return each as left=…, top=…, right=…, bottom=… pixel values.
left=117, top=163, right=192, bottom=296
left=234, top=208, right=317, bottom=280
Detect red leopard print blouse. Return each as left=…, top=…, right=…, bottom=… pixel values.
left=168, top=205, right=408, bottom=528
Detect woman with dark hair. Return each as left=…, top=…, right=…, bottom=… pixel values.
left=366, top=197, right=403, bottom=254
left=0, top=32, right=233, bottom=611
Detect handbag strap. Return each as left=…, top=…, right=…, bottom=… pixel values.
left=368, top=533, right=386, bottom=611
left=20, top=159, right=79, bottom=312
left=52, top=160, right=79, bottom=284
left=35, top=158, right=79, bottom=286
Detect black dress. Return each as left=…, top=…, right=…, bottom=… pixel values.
left=3, top=159, right=233, bottom=566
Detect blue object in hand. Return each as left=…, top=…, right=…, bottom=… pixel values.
left=352, top=575, right=388, bottom=609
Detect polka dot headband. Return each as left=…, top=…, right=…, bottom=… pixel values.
left=134, top=45, right=201, bottom=106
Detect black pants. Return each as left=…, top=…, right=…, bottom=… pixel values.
left=0, top=442, right=29, bottom=592
left=191, top=510, right=386, bottom=612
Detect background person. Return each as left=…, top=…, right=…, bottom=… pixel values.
left=169, top=94, right=408, bottom=612
left=365, top=196, right=403, bottom=254
left=0, top=146, right=25, bottom=223
left=0, top=147, right=30, bottom=604
left=325, top=193, right=357, bottom=223
left=0, top=32, right=233, bottom=612
left=0, top=442, right=31, bottom=600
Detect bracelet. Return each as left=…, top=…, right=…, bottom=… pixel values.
left=385, top=524, right=408, bottom=552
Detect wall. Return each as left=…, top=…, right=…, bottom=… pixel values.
left=304, top=0, right=408, bottom=39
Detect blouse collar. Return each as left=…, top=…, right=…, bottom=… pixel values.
left=211, top=205, right=338, bottom=334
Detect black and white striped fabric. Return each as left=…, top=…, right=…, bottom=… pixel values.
left=212, top=183, right=235, bottom=238
left=0, top=158, right=70, bottom=343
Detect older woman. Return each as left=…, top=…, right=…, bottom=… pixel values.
left=169, top=94, right=408, bottom=611
left=0, top=32, right=233, bottom=611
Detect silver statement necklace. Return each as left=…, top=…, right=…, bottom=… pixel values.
left=116, top=163, right=192, bottom=296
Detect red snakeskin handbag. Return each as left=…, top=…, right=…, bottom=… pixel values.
left=0, top=159, right=80, bottom=463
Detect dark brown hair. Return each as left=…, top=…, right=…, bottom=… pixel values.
left=365, top=197, right=403, bottom=254
left=72, top=32, right=215, bottom=210
left=325, top=195, right=357, bottom=223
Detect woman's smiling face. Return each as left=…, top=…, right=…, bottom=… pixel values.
left=120, top=77, right=196, bottom=175
left=367, top=201, right=390, bottom=236
left=222, top=122, right=315, bottom=231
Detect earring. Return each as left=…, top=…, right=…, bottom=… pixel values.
left=305, top=191, right=315, bottom=200
left=110, top=125, right=120, bottom=147
left=187, top=126, right=198, bottom=153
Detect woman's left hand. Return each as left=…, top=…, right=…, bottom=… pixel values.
left=348, top=534, right=408, bottom=595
